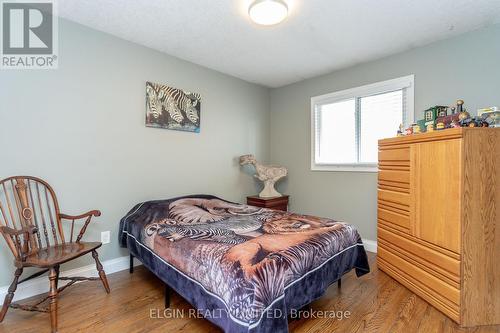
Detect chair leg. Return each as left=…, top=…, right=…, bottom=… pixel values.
left=0, top=267, right=23, bottom=322
left=48, top=267, right=58, bottom=333
left=54, top=265, right=60, bottom=289
left=92, top=250, right=110, bottom=294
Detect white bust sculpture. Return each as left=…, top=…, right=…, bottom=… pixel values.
left=239, top=154, right=288, bottom=198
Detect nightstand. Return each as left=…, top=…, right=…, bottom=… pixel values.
left=247, top=195, right=289, bottom=211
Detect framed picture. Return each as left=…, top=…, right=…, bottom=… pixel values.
left=145, top=81, right=201, bottom=132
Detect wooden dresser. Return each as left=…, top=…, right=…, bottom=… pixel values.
left=377, top=128, right=499, bottom=327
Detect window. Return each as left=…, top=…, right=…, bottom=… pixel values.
left=311, top=75, right=414, bottom=172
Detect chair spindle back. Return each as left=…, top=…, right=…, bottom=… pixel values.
left=0, top=176, right=64, bottom=260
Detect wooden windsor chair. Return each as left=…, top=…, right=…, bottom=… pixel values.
left=0, top=176, right=110, bottom=333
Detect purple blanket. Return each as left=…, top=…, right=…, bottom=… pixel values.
left=119, top=195, right=369, bottom=332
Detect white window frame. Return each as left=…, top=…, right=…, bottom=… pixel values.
left=310, top=75, right=414, bottom=172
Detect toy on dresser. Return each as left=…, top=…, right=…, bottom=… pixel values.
left=400, top=99, right=495, bottom=136
left=416, top=105, right=448, bottom=132
left=478, top=107, right=499, bottom=128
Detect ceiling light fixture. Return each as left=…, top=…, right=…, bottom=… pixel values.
left=248, top=0, right=288, bottom=26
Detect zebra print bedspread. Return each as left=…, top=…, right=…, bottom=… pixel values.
left=119, top=195, right=369, bottom=333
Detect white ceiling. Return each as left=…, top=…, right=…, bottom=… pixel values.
left=59, top=0, right=500, bottom=88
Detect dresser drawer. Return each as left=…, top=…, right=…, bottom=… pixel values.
left=378, top=170, right=410, bottom=185
left=378, top=227, right=460, bottom=281
left=378, top=244, right=460, bottom=304
left=378, top=246, right=460, bottom=306
left=378, top=248, right=460, bottom=323
left=378, top=208, right=410, bottom=230
left=378, top=147, right=410, bottom=162
left=378, top=189, right=409, bottom=207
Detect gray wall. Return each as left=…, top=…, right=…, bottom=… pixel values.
left=0, top=20, right=270, bottom=285
left=269, top=24, right=500, bottom=242
left=1, top=18, right=499, bottom=287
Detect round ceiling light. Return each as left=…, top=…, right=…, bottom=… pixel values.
left=248, top=0, right=288, bottom=26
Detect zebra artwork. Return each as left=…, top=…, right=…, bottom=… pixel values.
left=146, top=81, right=201, bottom=132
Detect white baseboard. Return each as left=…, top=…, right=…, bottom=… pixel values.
left=362, top=239, right=377, bottom=253
left=0, top=255, right=142, bottom=302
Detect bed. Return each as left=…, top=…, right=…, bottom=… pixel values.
left=119, top=195, right=369, bottom=333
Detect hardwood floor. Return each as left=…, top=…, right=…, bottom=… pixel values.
left=1, top=253, right=499, bottom=333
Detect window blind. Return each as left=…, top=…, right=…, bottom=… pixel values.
left=359, top=89, right=404, bottom=163
left=314, top=99, right=356, bottom=164
left=311, top=75, right=413, bottom=171
left=313, top=89, right=406, bottom=165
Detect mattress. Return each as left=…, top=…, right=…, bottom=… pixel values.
left=119, top=195, right=369, bottom=333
